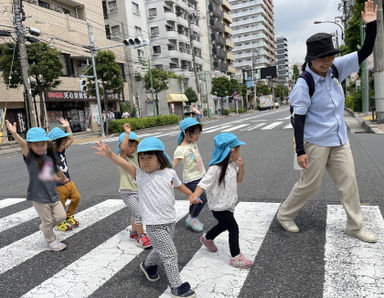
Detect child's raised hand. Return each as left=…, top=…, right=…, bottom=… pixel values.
left=92, top=140, right=112, bottom=158
left=123, top=123, right=131, bottom=134
left=59, top=118, right=70, bottom=128
left=5, top=120, right=17, bottom=134
left=236, top=156, right=244, bottom=167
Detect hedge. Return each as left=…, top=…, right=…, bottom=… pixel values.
left=109, top=115, right=180, bottom=133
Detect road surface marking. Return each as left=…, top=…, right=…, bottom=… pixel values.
left=243, top=123, right=266, bottom=131
left=203, top=125, right=233, bottom=134
left=283, top=123, right=293, bottom=129
left=0, top=198, right=25, bottom=209
left=260, top=121, right=283, bottom=130
left=221, top=124, right=250, bottom=132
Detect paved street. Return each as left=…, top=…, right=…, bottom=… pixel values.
left=1, top=107, right=384, bottom=297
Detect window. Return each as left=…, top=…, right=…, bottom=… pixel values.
left=137, top=49, right=145, bottom=61
left=148, top=8, right=157, bottom=17
left=135, top=26, right=142, bottom=37
left=132, top=2, right=140, bottom=15
left=150, top=26, right=159, bottom=36
left=108, top=1, right=118, bottom=13
left=38, top=1, right=50, bottom=9
left=153, top=46, right=161, bottom=54
left=111, top=25, right=120, bottom=36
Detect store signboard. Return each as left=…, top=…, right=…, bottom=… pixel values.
left=45, top=91, right=124, bottom=102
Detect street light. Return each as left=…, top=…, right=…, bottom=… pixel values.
left=314, top=20, right=344, bottom=40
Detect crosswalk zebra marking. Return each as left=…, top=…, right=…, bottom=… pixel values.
left=260, top=121, right=283, bottom=130
left=0, top=198, right=25, bottom=209
left=221, top=124, right=250, bottom=132
left=283, top=123, right=293, bottom=129
left=203, top=125, right=233, bottom=134
left=0, top=199, right=125, bottom=275
left=22, top=200, right=190, bottom=298
left=323, top=205, right=384, bottom=298
left=242, top=123, right=266, bottom=131
left=160, top=202, right=280, bottom=298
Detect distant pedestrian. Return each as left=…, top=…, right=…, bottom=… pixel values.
left=6, top=120, right=68, bottom=251
left=109, top=110, right=115, bottom=120
left=122, top=111, right=130, bottom=119
left=93, top=134, right=200, bottom=298
left=193, top=133, right=253, bottom=269
left=101, top=110, right=107, bottom=132
left=173, top=117, right=206, bottom=232
left=48, top=118, right=81, bottom=232
left=277, top=0, right=378, bottom=243
left=191, top=104, right=202, bottom=121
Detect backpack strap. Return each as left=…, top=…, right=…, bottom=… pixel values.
left=299, top=71, right=315, bottom=98
left=330, top=64, right=339, bottom=80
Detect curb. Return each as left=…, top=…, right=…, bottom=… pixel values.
left=344, top=108, right=384, bottom=134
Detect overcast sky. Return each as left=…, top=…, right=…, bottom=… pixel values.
left=274, top=0, right=343, bottom=63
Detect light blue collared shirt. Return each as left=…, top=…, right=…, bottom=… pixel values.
left=290, top=52, right=359, bottom=146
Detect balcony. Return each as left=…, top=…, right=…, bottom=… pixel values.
left=222, top=0, right=231, bottom=11
left=166, top=30, right=179, bottom=39
left=234, top=24, right=266, bottom=35
left=168, top=49, right=180, bottom=59
left=180, top=52, right=192, bottom=61
left=232, top=15, right=265, bottom=27
left=226, top=51, right=235, bottom=61
left=224, top=25, right=233, bottom=35
left=178, top=33, right=190, bottom=43
left=208, top=3, right=224, bottom=18
left=191, top=24, right=201, bottom=34
left=192, top=39, right=202, bottom=49
left=231, top=7, right=264, bottom=18
left=225, top=38, right=234, bottom=48
left=177, top=16, right=189, bottom=28
left=227, top=65, right=236, bottom=74
left=223, top=12, right=232, bottom=24
left=231, top=0, right=264, bottom=10
left=164, top=12, right=177, bottom=22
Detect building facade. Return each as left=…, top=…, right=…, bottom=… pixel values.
left=275, top=36, right=289, bottom=85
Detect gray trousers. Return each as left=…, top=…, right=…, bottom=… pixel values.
left=278, top=141, right=364, bottom=232
left=120, top=191, right=142, bottom=225
left=144, top=222, right=182, bottom=288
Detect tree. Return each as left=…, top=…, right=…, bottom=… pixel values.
left=240, top=84, right=248, bottom=111
left=86, top=50, right=124, bottom=133
left=273, top=84, right=289, bottom=101
left=256, top=84, right=271, bottom=96
left=343, top=0, right=365, bottom=55
left=211, top=77, right=229, bottom=115
left=185, top=87, right=198, bottom=103
left=0, top=42, right=63, bottom=129
left=144, top=68, right=169, bottom=116
left=292, top=64, right=300, bottom=82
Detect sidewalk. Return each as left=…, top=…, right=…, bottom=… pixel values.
left=344, top=108, right=384, bottom=134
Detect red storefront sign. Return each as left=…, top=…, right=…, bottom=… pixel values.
left=45, top=91, right=124, bottom=102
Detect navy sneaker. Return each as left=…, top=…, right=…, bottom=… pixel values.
left=171, top=282, right=196, bottom=298
left=140, top=262, right=160, bottom=282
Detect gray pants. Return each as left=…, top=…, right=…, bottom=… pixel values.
left=144, top=222, right=182, bottom=288
left=278, top=141, right=363, bottom=232
left=120, top=191, right=142, bottom=225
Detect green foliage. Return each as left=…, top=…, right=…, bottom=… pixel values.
left=230, top=108, right=236, bottom=113
left=345, top=91, right=362, bottom=112
left=134, top=73, right=142, bottom=81
left=211, top=77, right=229, bottom=98
left=109, top=115, right=180, bottom=133
left=144, top=68, right=169, bottom=94
left=239, top=84, right=248, bottom=97
left=120, top=102, right=135, bottom=117
left=185, top=87, right=198, bottom=103
left=228, top=78, right=240, bottom=96
left=343, top=0, right=365, bottom=55
left=223, top=109, right=230, bottom=115
left=166, top=71, right=184, bottom=81
left=292, top=64, right=300, bottom=81
left=256, top=84, right=270, bottom=96
left=274, top=84, right=289, bottom=99
left=238, top=108, right=245, bottom=113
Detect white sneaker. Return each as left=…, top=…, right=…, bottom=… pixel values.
left=277, top=218, right=300, bottom=233
left=47, top=240, right=67, bottom=251
left=346, top=229, right=377, bottom=243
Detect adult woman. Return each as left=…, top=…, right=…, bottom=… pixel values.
left=277, top=0, right=378, bottom=243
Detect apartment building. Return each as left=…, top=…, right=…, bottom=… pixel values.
left=275, top=36, right=289, bottom=85
left=222, top=0, right=236, bottom=75
left=0, top=0, right=129, bottom=136
left=229, top=0, right=275, bottom=76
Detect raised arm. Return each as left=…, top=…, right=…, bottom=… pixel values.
left=236, top=157, right=245, bottom=183
left=119, top=123, right=131, bottom=157
left=59, top=118, right=73, bottom=149
left=93, top=140, right=137, bottom=178
left=6, top=120, right=28, bottom=157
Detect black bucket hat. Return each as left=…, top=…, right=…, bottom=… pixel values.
left=305, top=33, right=340, bottom=60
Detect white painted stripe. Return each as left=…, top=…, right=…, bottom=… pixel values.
left=323, top=205, right=384, bottom=298
left=260, top=121, right=283, bottom=130
left=243, top=123, right=266, bottom=131
left=22, top=200, right=190, bottom=298
left=0, top=199, right=125, bottom=275
left=160, top=202, right=280, bottom=298
left=0, top=198, right=25, bottom=209
left=278, top=116, right=291, bottom=120
left=221, top=124, right=250, bottom=132
left=283, top=123, right=293, bottom=129
left=155, top=131, right=179, bottom=138
left=203, top=124, right=233, bottom=134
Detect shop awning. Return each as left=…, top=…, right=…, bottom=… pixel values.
left=167, top=94, right=188, bottom=103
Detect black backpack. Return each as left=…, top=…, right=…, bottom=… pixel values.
left=290, top=64, right=339, bottom=127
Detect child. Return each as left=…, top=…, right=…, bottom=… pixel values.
left=117, top=123, right=151, bottom=248
left=93, top=127, right=199, bottom=298
left=173, top=117, right=206, bottom=232
left=193, top=132, right=253, bottom=269
left=48, top=118, right=81, bottom=232
left=6, top=120, right=68, bottom=251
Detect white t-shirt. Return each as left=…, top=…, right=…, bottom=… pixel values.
left=198, top=162, right=239, bottom=212
left=174, top=142, right=206, bottom=183
left=136, top=167, right=182, bottom=225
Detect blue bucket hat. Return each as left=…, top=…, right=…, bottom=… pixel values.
left=177, top=117, right=203, bottom=145
left=48, top=127, right=72, bottom=141
left=208, top=133, right=246, bottom=166
left=116, top=132, right=140, bottom=154
left=137, top=136, right=173, bottom=168
left=26, top=127, right=50, bottom=142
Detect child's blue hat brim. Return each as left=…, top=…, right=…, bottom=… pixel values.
left=137, top=136, right=173, bottom=168
left=26, top=127, right=50, bottom=142
left=208, top=132, right=246, bottom=165
left=48, top=127, right=71, bottom=141
left=177, top=117, right=204, bottom=145
left=117, top=132, right=140, bottom=154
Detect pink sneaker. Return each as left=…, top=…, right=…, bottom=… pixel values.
left=136, top=234, right=152, bottom=249
left=200, top=234, right=218, bottom=252
left=230, top=253, right=253, bottom=269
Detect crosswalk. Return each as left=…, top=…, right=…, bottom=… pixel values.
left=1, top=197, right=383, bottom=297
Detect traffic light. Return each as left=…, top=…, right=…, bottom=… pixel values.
left=79, top=79, right=87, bottom=92
left=122, top=37, right=150, bottom=48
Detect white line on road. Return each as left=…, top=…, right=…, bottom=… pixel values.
left=221, top=124, right=250, bottom=132
left=160, top=202, right=280, bottom=298
left=0, top=199, right=125, bottom=275
left=203, top=124, right=233, bottom=134
left=283, top=123, right=293, bottom=129
left=0, top=198, right=25, bottom=209
left=242, top=123, right=266, bottom=131
left=260, top=121, right=283, bottom=130
left=323, top=205, right=384, bottom=298
left=22, top=200, right=190, bottom=298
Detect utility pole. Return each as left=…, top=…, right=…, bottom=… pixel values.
left=148, top=58, right=157, bottom=116
left=87, top=22, right=105, bottom=137
left=373, top=0, right=384, bottom=122
left=252, top=49, right=257, bottom=110
left=13, top=0, right=37, bottom=127
left=360, top=21, right=369, bottom=115
left=204, top=71, right=211, bottom=118
left=187, top=11, right=201, bottom=104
